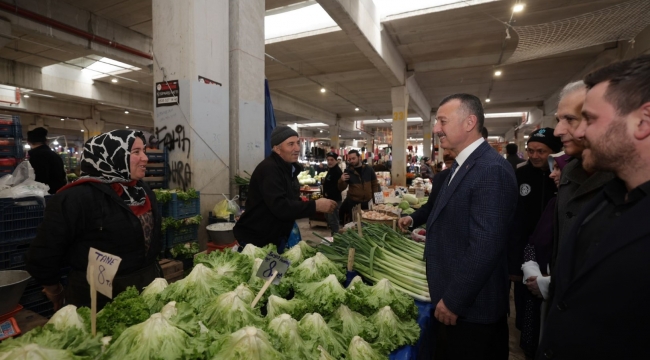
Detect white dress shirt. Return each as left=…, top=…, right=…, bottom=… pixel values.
left=448, top=137, right=484, bottom=184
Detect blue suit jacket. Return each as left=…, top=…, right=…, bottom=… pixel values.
left=425, top=141, right=518, bottom=324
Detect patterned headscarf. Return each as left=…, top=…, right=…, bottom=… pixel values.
left=80, top=130, right=147, bottom=206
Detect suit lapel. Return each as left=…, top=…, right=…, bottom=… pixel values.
left=429, top=142, right=487, bottom=224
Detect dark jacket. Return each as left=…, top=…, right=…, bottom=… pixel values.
left=26, top=181, right=162, bottom=307
left=337, top=164, right=380, bottom=203
left=28, top=144, right=67, bottom=194
left=420, top=163, right=434, bottom=181
left=508, top=162, right=556, bottom=275
left=506, top=154, right=525, bottom=171
left=425, top=141, right=518, bottom=324
left=234, top=152, right=316, bottom=247
left=322, top=165, right=343, bottom=202
left=410, top=168, right=449, bottom=228
left=537, top=182, right=650, bottom=360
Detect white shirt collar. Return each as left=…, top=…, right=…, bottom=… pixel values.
left=454, top=137, right=485, bottom=167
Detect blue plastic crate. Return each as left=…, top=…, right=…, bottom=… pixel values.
left=0, top=166, right=14, bottom=176
left=165, top=224, right=199, bottom=249
left=159, top=192, right=200, bottom=219
left=0, top=197, right=46, bottom=242
left=0, top=124, right=22, bottom=138
left=145, top=166, right=167, bottom=176
left=147, top=181, right=167, bottom=190
left=0, top=115, right=20, bottom=126
left=146, top=148, right=167, bottom=163
left=0, top=139, right=24, bottom=158
left=0, top=237, right=31, bottom=270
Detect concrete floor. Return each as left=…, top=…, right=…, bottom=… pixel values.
left=296, top=218, right=527, bottom=360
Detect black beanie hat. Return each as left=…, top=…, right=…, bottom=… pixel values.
left=27, top=127, right=48, bottom=144
left=271, top=125, right=299, bottom=147
left=527, top=127, right=563, bottom=153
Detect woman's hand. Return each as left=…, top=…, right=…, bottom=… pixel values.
left=43, top=284, right=65, bottom=311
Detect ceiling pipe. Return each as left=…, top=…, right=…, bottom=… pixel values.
left=0, top=2, right=153, bottom=60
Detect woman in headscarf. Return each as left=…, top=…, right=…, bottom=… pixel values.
left=27, top=130, right=163, bottom=311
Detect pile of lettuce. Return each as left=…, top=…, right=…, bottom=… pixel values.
left=6, top=240, right=423, bottom=359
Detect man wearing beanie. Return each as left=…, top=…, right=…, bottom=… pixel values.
left=233, top=125, right=336, bottom=252
left=508, top=127, right=562, bottom=347
left=26, top=127, right=67, bottom=194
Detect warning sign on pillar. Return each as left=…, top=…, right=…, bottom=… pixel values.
left=155, top=80, right=180, bottom=107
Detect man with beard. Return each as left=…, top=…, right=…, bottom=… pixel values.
left=538, top=55, right=650, bottom=359
left=322, top=152, right=343, bottom=235
left=338, top=149, right=379, bottom=224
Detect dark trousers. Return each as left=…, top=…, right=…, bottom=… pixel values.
left=432, top=316, right=509, bottom=360
left=339, top=198, right=369, bottom=224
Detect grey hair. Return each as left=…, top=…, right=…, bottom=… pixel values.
left=559, top=80, right=587, bottom=100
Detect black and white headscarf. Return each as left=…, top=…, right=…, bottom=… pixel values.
left=80, top=130, right=147, bottom=206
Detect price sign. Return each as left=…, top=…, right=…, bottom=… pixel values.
left=256, top=252, right=291, bottom=285
left=373, top=192, right=384, bottom=204
left=87, top=248, right=122, bottom=299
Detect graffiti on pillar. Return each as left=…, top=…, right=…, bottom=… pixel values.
left=155, top=125, right=191, bottom=159
left=169, top=160, right=192, bottom=191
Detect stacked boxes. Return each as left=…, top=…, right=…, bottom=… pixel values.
left=0, top=115, right=24, bottom=177
left=157, top=191, right=201, bottom=255
left=143, top=148, right=168, bottom=189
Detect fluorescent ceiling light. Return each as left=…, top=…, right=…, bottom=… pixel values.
left=295, top=122, right=329, bottom=128
left=513, top=4, right=525, bottom=12
left=80, top=57, right=141, bottom=79
left=484, top=112, right=527, bottom=118
left=265, top=4, right=337, bottom=40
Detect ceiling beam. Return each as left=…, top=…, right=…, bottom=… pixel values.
left=316, top=0, right=431, bottom=120
left=268, top=68, right=379, bottom=89
left=271, top=90, right=337, bottom=125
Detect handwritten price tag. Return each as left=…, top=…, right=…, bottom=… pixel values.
left=374, top=192, right=385, bottom=204
left=87, top=248, right=122, bottom=299
left=256, top=252, right=290, bottom=285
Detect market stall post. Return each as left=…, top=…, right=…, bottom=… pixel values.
left=391, top=86, right=409, bottom=186
left=329, top=124, right=340, bottom=153
left=422, top=119, right=433, bottom=159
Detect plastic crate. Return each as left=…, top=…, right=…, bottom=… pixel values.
left=0, top=237, right=31, bottom=270
left=0, top=124, right=21, bottom=138
left=23, top=297, right=54, bottom=318
left=0, top=166, right=14, bottom=177
left=0, top=115, right=20, bottom=126
left=160, top=192, right=200, bottom=219
left=145, top=164, right=167, bottom=176
left=0, top=197, right=46, bottom=241
left=0, top=139, right=24, bottom=158
left=146, top=148, right=167, bottom=163
left=164, top=224, right=199, bottom=249
left=147, top=181, right=167, bottom=190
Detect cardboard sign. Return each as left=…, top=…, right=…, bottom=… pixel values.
left=256, top=252, right=290, bottom=285
left=373, top=192, right=384, bottom=204
left=155, top=80, right=179, bottom=107
left=87, top=248, right=122, bottom=299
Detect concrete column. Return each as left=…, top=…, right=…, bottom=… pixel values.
left=364, top=132, right=374, bottom=165
left=153, top=0, right=230, bottom=246
left=329, top=124, right=340, bottom=153
left=391, top=86, right=409, bottom=186
left=422, top=119, right=432, bottom=158
left=83, top=108, right=104, bottom=141
left=229, top=0, right=265, bottom=198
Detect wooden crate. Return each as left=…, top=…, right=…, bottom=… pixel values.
left=159, top=259, right=183, bottom=277
left=165, top=269, right=184, bottom=283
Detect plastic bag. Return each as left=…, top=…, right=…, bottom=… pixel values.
left=212, top=194, right=240, bottom=219
left=287, top=222, right=302, bottom=248
left=0, top=161, right=50, bottom=201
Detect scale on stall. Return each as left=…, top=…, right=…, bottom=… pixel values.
left=0, top=270, right=32, bottom=340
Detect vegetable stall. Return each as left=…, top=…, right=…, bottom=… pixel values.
left=0, top=225, right=432, bottom=359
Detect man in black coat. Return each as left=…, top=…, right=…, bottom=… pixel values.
left=233, top=126, right=336, bottom=252
left=26, top=127, right=67, bottom=194
left=505, top=143, right=525, bottom=171
left=322, top=152, right=343, bottom=235
left=538, top=55, right=650, bottom=359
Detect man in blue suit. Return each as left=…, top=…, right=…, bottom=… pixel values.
left=409, top=94, right=518, bottom=359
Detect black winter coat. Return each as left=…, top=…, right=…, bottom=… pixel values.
left=233, top=152, right=316, bottom=248
left=322, top=165, right=342, bottom=201
left=28, top=145, right=67, bottom=194
left=27, top=181, right=162, bottom=307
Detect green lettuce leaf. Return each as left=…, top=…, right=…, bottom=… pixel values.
left=347, top=335, right=387, bottom=360
left=298, top=313, right=346, bottom=358
left=207, top=327, right=283, bottom=360
left=347, top=278, right=418, bottom=320
left=140, top=278, right=169, bottom=313
left=160, top=301, right=201, bottom=336
left=0, top=324, right=102, bottom=359
left=97, top=286, right=150, bottom=339
left=0, top=343, right=83, bottom=360
left=266, top=295, right=309, bottom=320
left=47, top=305, right=86, bottom=332
left=193, top=249, right=252, bottom=286
left=159, top=264, right=235, bottom=310
left=369, top=306, right=420, bottom=354
left=266, top=314, right=315, bottom=359
left=287, top=253, right=345, bottom=284
left=282, top=245, right=304, bottom=266
left=327, top=304, right=377, bottom=343
left=294, top=274, right=347, bottom=316
left=202, top=291, right=265, bottom=333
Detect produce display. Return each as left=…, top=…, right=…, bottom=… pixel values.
left=372, top=204, right=400, bottom=213
left=1, top=240, right=421, bottom=359
left=361, top=211, right=399, bottom=221
left=153, top=188, right=199, bottom=204
left=298, top=170, right=317, bottom=185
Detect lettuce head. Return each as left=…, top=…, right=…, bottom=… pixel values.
left=266, top=314, right=314, bottom=359
left=202, top=291, right=265, bottom=333
left=207, top=327, right=283, bottom=360
left=294, top=274, right=347, bottom=316
left=327, top=304, right=377, bottom=343
left=159, top=264, right=234, bottom=309
left=369, top=306, right=420, bottom=354
left=266, top=295, right=309, bottom=320
left=348, top=336, right=387, bottom=360
left=298, top=313, right=346, bottom=358
left=347, top=278, right=418, bottom=320
left=140, top=278, right=168, bottom=313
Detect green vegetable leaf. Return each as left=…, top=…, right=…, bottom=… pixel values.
left=266, top=314, right=315, bottom=360
left=348, top=335, right=387, bottom=360
left=207, top=327, right=283, bottom=360
left=201, top=291, right=265, bottom=333
left=347, top=279, right=418, bottom=321
left=368, top=306, right=420, bottom=354
left=266, top=295, right=309, bottom=320
left=298, top=313, right=347, bottom=358
left=327, top=304, right=377, bottom=344
left=294, top=274, right=347, bottom=316
left=159, top=264, right=235, bottom=310
left=97, top=286, right=150, bottom=339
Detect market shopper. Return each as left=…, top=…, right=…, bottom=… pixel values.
left=26, top=127, right=67, bottom=194
left=27, top=130, right=163, bottom=311
left=505, top=143, right=525, bottom=171
left=233, top=125, right=336, bottom=252
left=508, top=127, right=562, bottom=337
left=417, top=94, right=518, bottom=359
left=419, top=157, right=434, bottom=181
left=538, top=54, right=650, bottom=360
left=337, top=149, right=380, bottom=224
left=322, top=152, right=343, bottom=234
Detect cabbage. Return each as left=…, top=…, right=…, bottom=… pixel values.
left=266, top=295, right=309, bottom=320
left=347, top=278, right=418, bottom=320
left=159, top=264, right=234, bottom=309
left=295, top=274, right=347, bottom=316
left=194, top=249, right=252, bottom=286
left=287, top=253, right=345, bottom=284
left=369, top=306, right=420, bottom=354
left=348, top=335, right=387, bottom=360
left=398, top=201, right=410, bottom=210
left=140, top=278, right=168, bottom=313
left=102, top=313, right=193, bottom=360
left=207, top=327, right=283, bottom=360
left=327, top=304, right=377, bottom=343
left=97, top=286, right=150, bottom=339
left=47, top=305, right=86, bottom=332
left=298, top=313, right=346, bottom=358
left=0, top=343, right=81, bottom=360
left=202, top=291, right=265, bottom=333
left=266, top=314, right=315, bottom=359
left=403, top=194, right=418, bottom=205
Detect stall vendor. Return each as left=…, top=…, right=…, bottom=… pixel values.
left=233, top=125, right=336, bottom=253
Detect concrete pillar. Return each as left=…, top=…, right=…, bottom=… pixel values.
left=153, top=0, right=230, bottom=246
left=83, top=108, right=104, bottom=142
left=391, top=86, right=409, bottom=186
left=329, top=124, right=340, bottom=153
left=365, top=132, right=374, bottom=165
left=422, top=119, right=432, bottom=158
left=229, top=0, right=265, bottom=198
